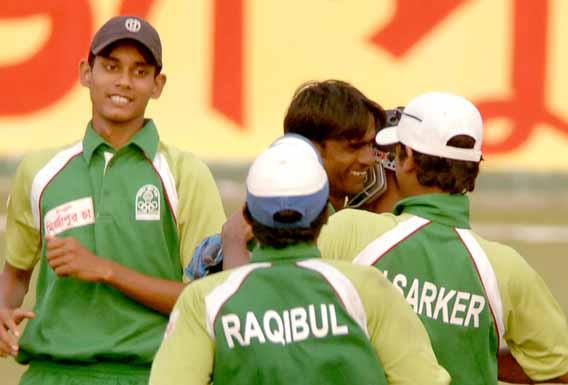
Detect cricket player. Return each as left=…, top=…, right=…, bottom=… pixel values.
left=185, top=79, right=401, bottom=277
left=317, top=92, right=568, bottom=384
left=0, top=16, right=225, bottom=385
left=150, top=136, right=450, bottom=385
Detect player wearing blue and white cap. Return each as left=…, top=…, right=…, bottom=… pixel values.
left=150, top=135, right=450, bottom=385
left=318, top=92, right=568, bottom=384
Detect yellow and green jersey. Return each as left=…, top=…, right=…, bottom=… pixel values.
left=318, top=193, right=568, bottom=384
left=5, top=120, right=225, bottom=369
left=150, top=243, right=450, bottom=385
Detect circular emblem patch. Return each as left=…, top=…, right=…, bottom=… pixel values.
left=125, top=18, right=141, bottom=33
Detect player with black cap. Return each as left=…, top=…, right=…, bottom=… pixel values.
left=0, top=16, right=225, bottom=385
left=150, top=135, right=450, bottom=385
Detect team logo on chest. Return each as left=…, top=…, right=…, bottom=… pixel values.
left=135, top=184, right=160, bottom=221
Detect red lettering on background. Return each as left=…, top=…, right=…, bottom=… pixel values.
left=476, top=1, right=568, bottom=153
left=370, top=0, right=470, bottom=57
left=0, top=0, right=155, bottom=117
left=0, top=1, right=92, bottom=116
left=212, top=0, right=246, bottom=128
left=370, top=0, right=568, bottom=154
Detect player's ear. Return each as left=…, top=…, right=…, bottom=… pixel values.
left=79, top=59, right=92, bottom=88
left=151, top=73, right=167, bottom=99
left=401, top=146, right=417, bottom=172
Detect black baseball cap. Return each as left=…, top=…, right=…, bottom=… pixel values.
left=90, top=16, right=162, bottom=68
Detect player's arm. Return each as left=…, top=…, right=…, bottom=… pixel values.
left=362, top=268, right=450, bottom=385
left=150, top=285, right=214, bottom=385
left=0, top=264, right=35, bottom=358
left=176, top=153, right=226, bottom=278
left=1, top=159, right=40, bottom=357
left=499, top=248, right=568, bottom=383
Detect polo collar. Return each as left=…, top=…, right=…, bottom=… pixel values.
left=393, top=193, right=471, bottom=228
left=250, top=242, right=321, bottom=263
left=82, top=119, right=160, bottom=163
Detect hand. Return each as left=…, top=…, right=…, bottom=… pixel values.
left=46, top=236, right=111, bottom=282
left=0, top=308, right=35, bottom=358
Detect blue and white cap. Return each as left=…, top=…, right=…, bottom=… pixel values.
left=246, top=134, right=329, bottom=229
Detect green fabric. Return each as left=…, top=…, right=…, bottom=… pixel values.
left=17, top=120, right=181, bottom=365
left=393, top=193, right=470, bottom=229
left=213, top=244, right=387, bottom=385
left=20, top=361, right=149, bottom=385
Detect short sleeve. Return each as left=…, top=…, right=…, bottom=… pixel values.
left=5, top=157, right=41, bottom=270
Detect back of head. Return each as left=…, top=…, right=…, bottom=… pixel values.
left=244, top=135, right=329, bottom=248
left=376, top=92, right=483, bottom=193
left=284, top=80, right=386, bottom=143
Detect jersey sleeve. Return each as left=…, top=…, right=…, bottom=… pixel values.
left=318, top=209, right=396, bottom=262
left=174, top=153, right=226, bottom=273
left=494, top=246, right=568, bottom=381
left=354, top=266, right=451, bottom=385
left=149, top=283, right=215, bottom=385
left=5, top=157, right=41, bottom=270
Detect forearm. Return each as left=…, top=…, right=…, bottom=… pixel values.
left=0, top=264, right=32, bottom=309
left=499, top=351, right=568, bottom=384
left=101, top=260, right=185, bottom=315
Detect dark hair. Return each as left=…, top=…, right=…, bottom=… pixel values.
left=87, top=39, right=162, bottom=75
left=398, top=135, right=480, bottom=193
left=243, top=205, right=328, bottom=249
left=284, top=80, right=386, bottom=143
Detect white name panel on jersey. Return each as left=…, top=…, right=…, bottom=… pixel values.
left=384, top=270, right=487, bottom=328
left=221, top=304, right=349, bottom=349
left=44, top=197, right=95, bottom=236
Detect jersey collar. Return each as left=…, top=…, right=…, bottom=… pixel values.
left=251, top=242, right=321, bottom=263
left=393, top=193, right=471, bottom=228
left=82, top=119, right=160, bottom=163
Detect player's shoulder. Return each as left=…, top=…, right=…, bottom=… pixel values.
left=158, top=141, right=213, bottom=180
left=470, top=230, right=533, bottom=282
left=318, top=259, right=392, bottom=292
left=326, top=208, right=398, bottom=233
left=14, top=144, right=80, bottom=185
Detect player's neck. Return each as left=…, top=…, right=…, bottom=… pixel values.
left=328, top=194, right=346, bottom=212
left=91, top=115, right=146, bottom=150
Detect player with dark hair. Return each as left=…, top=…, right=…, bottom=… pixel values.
left=150, top=135, right=450, bottom=385
left=0, top=16, right=225, bottom=385
left=186, top=80, right=402, bottom=277
left=317, top=92, right=568, bottom=384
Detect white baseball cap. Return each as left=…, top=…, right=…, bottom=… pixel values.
left=246, top=135, right=329, bottom=229
left=375, top=92, right=483, bottom=162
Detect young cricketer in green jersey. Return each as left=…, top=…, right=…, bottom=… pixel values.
left=150, top=135, right=450, bottom=385
left=317, top=92, right=568, bottom=384
left=0, top=16, right=225, bottom=385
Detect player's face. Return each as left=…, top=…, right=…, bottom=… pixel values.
left=318, top=114, right=376, bottom=197
left=81, top=43, right=165, bottom=126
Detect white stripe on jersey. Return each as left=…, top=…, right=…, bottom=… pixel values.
left=152, top=152, right=179, bottom=222
left=30, top=142, right=84, bottom=230
left=455, top=228, right=506, bottom=348
left=353, top=216, right=431, bottom=266
left=205, top=263, right=271, bottom=339
left=297, top=259, right=368, bottom=337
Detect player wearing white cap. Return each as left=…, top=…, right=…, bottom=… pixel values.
left=150, top=135, right=450, bottom=385
left=317, top=92, right=568, bottom=384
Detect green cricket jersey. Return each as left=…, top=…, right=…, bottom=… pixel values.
left=5, top=120, right=226, bottom=369
left=150, top=243, right=450, bottom=385
left=318, top=193, right=568, bottom=384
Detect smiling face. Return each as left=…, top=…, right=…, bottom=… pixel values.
left=317, top=114, right=377, bottom=198
left=80, top=41, right=165, bottom=129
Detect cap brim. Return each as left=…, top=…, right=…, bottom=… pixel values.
left=91, top=34, right=162, bottom=67
left=375, top=126, right=399, bottom=145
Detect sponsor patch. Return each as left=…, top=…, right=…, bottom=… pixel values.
left=136, top=184, right=160, bottom=221
left=44, top=197, right=95, bottom=236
